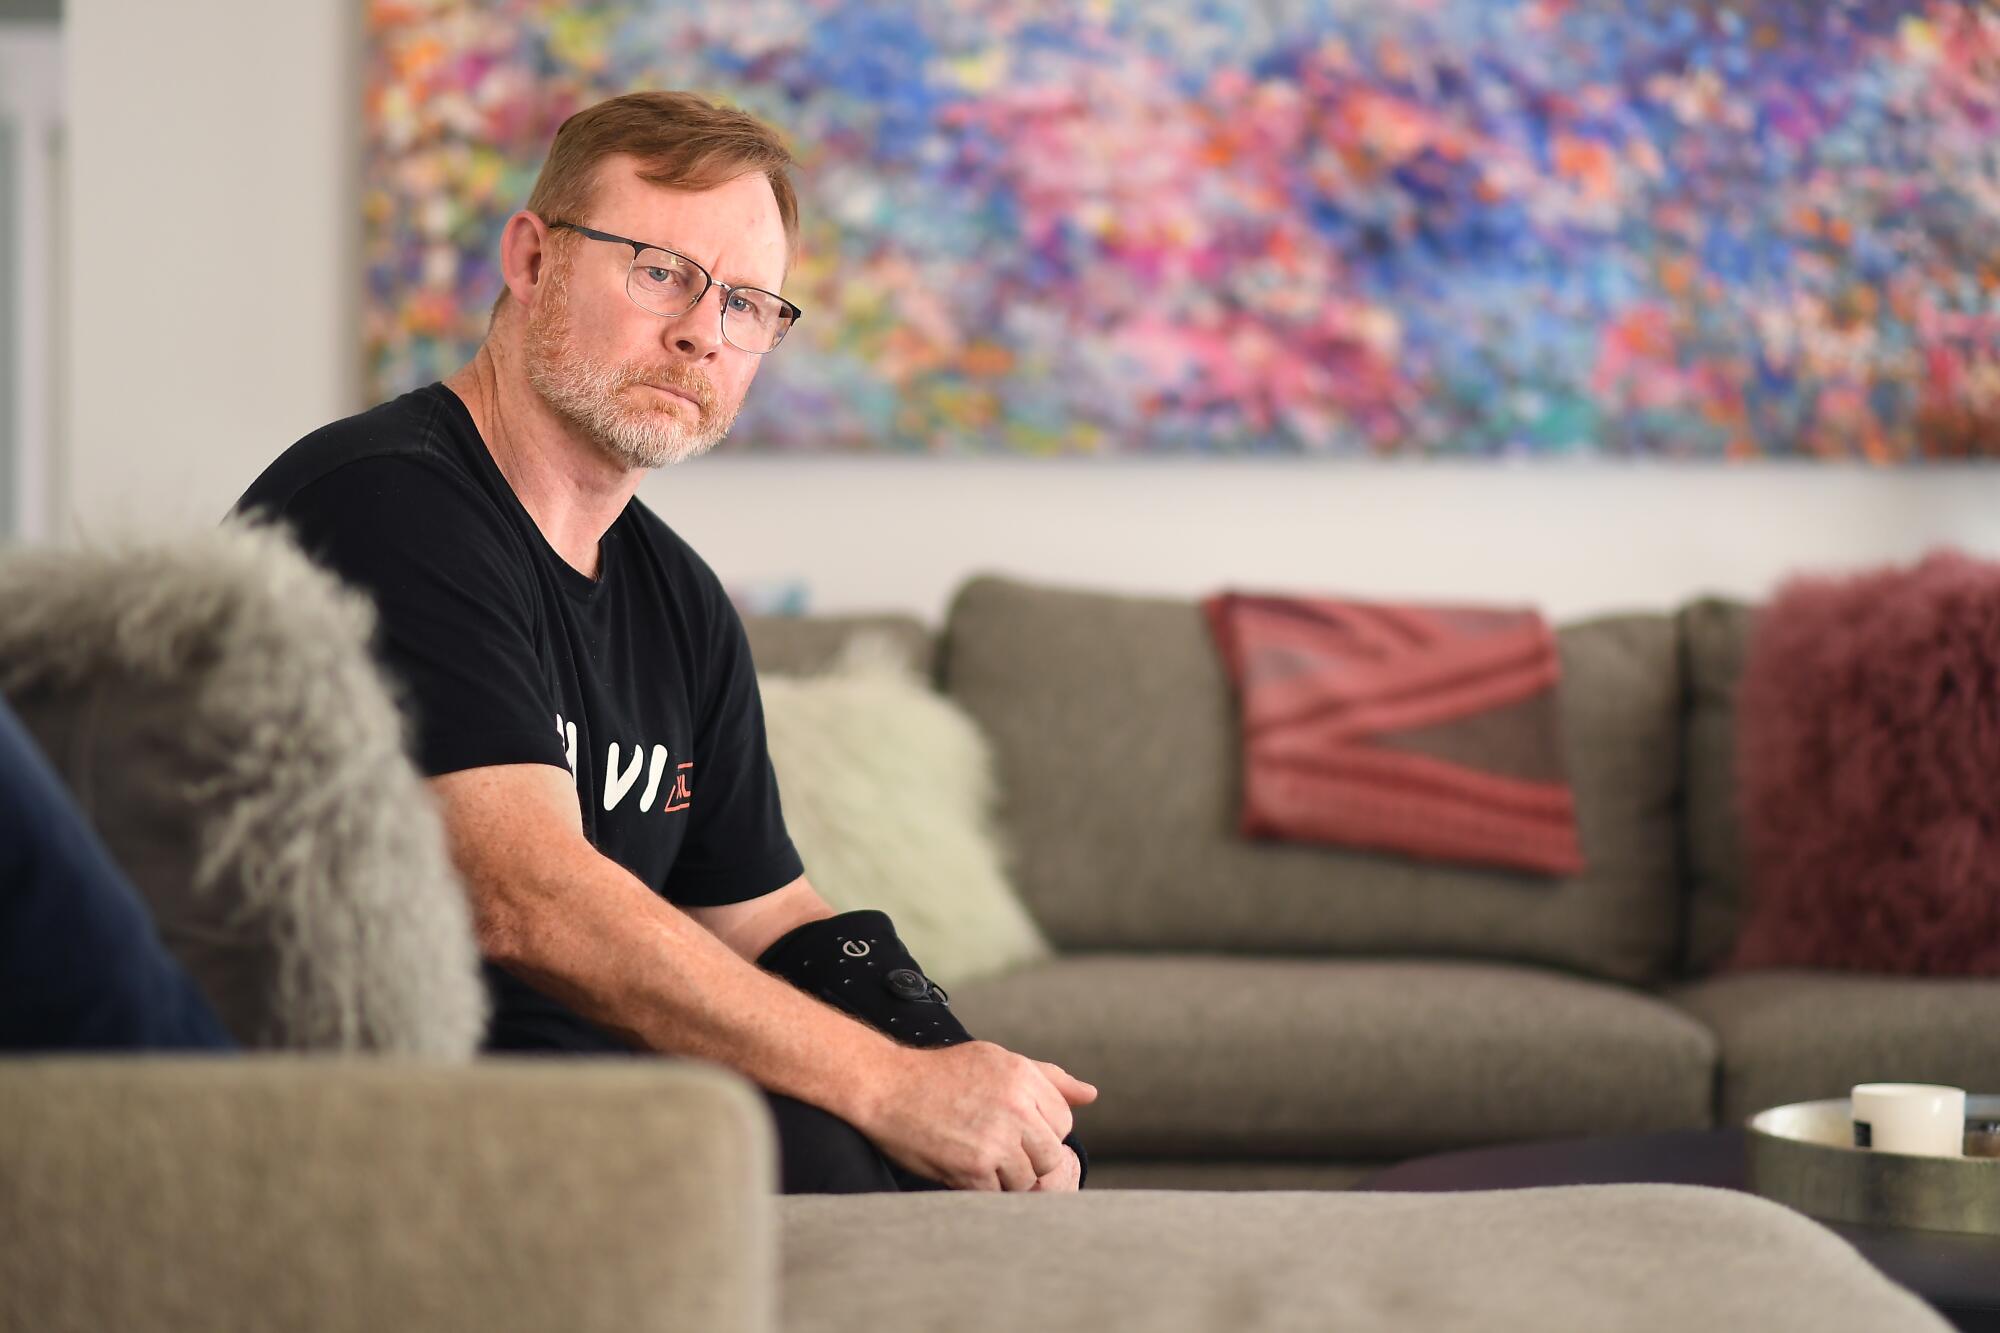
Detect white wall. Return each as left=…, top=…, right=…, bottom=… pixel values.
left=63, top=0, right=359, bottom=541
left=0, top=20, right=63, bottom=542
left=640, top=455, right=2000, bottom=624
left=65, top=0, right=2000, bottom=624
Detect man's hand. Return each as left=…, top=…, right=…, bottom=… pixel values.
left=1029, top=1145, right=1083, bottom=1192
left=853, top=1041, right=1098, bottom=1192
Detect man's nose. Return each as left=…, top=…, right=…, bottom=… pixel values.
left=664, top=285, right=726, bottom=359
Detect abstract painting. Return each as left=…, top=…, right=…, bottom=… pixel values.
left=365, top=0, right=2000, bottom=459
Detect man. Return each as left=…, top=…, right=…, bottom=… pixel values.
left=231, top=91, right=1094, bottom=1193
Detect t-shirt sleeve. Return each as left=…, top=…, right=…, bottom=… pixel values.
left=662, top=574, right=805, bottom=907
left=237, top=456, right=570, bottom=779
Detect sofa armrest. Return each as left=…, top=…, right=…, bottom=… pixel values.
left=0, top=1054, right=777, bottom=1333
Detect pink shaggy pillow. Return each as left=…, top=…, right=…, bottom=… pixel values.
left=1729, top=548, right=2000, bottom=974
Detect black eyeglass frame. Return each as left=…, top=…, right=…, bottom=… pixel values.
left=544, top=220, right=803, bottom=354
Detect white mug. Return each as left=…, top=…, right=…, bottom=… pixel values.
left=1851, top=1083, right=1966, bottom=1157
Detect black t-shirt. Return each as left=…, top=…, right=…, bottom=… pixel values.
left=230, top=381, right=804, bottom=1052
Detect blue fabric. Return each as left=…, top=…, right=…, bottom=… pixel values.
left=0, top=693, right=236, bottom=1051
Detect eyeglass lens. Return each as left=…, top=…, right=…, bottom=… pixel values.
left=628, top=248, right=794, bottom=352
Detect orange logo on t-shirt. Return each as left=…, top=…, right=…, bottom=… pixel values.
left=663, top=762, right=693, bottom=813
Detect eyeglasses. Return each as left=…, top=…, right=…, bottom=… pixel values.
left=544, top=220, right=803, bottom=354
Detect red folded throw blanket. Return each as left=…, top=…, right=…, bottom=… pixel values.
left=1201, top=591, right=1586, bottom=877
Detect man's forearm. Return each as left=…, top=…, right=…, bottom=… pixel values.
left=480, top=851, right=909, bottom=1126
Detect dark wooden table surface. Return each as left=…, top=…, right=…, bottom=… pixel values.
left=1354, top=1128, right=2000, bottom=1333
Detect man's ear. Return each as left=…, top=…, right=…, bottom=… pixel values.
left=497, top=210, right=552, bottom=308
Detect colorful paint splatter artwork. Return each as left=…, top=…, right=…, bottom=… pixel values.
left=365, top=0, right=2000, bottom=459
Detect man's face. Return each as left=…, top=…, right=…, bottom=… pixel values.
left=522, top=157, right=790, bottom=471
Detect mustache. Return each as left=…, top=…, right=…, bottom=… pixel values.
left=622, top=364, right=716, bottom=413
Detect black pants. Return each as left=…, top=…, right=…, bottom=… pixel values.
left=763, top=1088, right=951, bottom=1194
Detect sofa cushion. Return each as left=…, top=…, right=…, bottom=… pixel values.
left=779, top=1185, right=1947, bottom=1333
left=946, top=955, right=1716, bottom=1157
left=1668, top=970, right=2000, bottom=1123
left=0, top=523, right=486, bottom=1055
left=1677, top=596, right=1757, bottom=978
left=0, top=1056, right=776, bottom=1333
left=743, top=611, right=936, bottom=684
left=940, top=574, right=1683, bottom=984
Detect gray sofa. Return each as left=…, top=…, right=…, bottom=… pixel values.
left=0, top=1056, right=1952, bottom=1333
left=745, top=575, right=2000, bottom=1187
left=0, top=1058, right=1953, bottom=1333
left=0, top=533, right=1980, bottom=1332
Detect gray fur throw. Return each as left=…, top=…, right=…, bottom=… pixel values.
left=0, top=520, right=486, bottom=1055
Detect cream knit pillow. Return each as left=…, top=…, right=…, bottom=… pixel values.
left=758, top=632, right=1052, bottom=988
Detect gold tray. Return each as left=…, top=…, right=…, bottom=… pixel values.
left=1747, top=1095, right=2000, bottom=1235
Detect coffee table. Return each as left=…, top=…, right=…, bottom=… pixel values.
left=1354, top=1128, right=2000, bottom=1332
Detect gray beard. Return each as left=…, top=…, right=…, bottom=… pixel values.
left=529, top=355, right=734, bottom=470
left=521, top=271, right=738, bottom=470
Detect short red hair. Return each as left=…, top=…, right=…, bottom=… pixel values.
left=493, top=90, right=798, bottom=320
